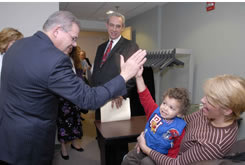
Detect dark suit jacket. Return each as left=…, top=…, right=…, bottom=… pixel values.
left=0, top=31, right=127, bottom=165
left=91, top=36, right=138, bottom=89
left=91, top=36, right=139, bottom=119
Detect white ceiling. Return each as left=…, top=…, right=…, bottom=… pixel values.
left=59, top=2, right=166, bottom=22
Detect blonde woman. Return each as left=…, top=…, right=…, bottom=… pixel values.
left=79, top=50, right=91, bottom=84
left=136, top=74, right=245, bottom=165
left=0, top=27, right=23, bottom=54
left=0, top=27, right=23, bottom=86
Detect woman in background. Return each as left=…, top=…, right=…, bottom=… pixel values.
left=57, top=46, right=86, bottom=160
left=0, top=27, right=23, bottom=87
left=79, top=49, right=92, bottom=84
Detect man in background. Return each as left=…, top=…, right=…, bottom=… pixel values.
left=91, top=11, right=154, bottom=164
left=91, top=12, right=139, bottom=120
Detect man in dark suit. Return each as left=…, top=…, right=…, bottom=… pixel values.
left=0, top=11, right=146, bottom=165
left=91, top=12, right=153, bottom=164
left=91, top=12, right=140, bottom=120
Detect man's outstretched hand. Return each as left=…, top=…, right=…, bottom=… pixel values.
left=120, top=49, right=147, bottom=82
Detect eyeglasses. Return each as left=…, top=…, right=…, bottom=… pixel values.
left=61, top=27, right=78, bottom=43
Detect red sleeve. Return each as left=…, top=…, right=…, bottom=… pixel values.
left=167, top=128, right=185, bottom=158
left=138, top=87, right=158, bottom=120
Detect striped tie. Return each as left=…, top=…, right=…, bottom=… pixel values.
left=101, top=40, right=113, bottom=67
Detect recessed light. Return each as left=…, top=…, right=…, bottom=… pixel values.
left=106, top=10, right=114, bottom=14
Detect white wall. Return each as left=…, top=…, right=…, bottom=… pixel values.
left=161, top=2, right=245, bottom=104
left=0, top=2, right=58, bottom=37
left=127, top=6, right=164, bottom=104
left=127, top=6, right=160, bottom=51
left=128, top=2, right=245, bottom=104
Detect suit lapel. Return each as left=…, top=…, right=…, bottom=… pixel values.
left=110, top=37, right=125, bottom=55
left=99, top=37, right=127, bottom=68
left=98, top=41, right=108, bottom=63
left=106, top=37, right=125, bottom=61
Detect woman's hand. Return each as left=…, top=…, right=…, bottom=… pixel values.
left=137, top=132, right=152, bottom=155
left=134, top=142, right=141, bottom=154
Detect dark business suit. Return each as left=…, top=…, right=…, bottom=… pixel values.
left=0, top=31, right=127, bottom=165
left=91, top=36, right=140, bottom=120
left=91, top=36, right=146, bottom=165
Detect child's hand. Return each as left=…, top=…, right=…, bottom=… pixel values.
left=135, top=66, right=144, bottom=78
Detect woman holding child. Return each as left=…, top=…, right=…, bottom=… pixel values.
left=122, top=65, right=245, bottom=165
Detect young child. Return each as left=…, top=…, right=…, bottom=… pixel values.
left=122, top=66, right=190, bottom=165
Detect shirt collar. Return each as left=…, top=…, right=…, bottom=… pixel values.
left=110, top=35, right=121, bottom=49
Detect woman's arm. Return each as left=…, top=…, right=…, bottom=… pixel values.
left=138, top=132, right=228, bottom=165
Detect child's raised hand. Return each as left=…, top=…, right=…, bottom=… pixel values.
left=135, top=66, right=144, bottom=78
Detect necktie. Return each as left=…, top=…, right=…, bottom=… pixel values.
left=101, top=40, right=113, bottom=66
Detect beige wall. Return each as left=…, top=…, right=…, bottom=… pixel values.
left=121, top=26, right=132, bottom=40
left=77, top=31, right=108, bottom=65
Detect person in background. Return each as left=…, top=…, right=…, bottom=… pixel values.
left=0, top=10, right=146, bottom=165
left=90, top=11, right=141, bottom=163
left=122, top=66, right=190, bottom=165
left=136, top=74, right=245, bottom=165
left=79, top=49, right=91, bottom=84
left=57, top=46, right=85, bottom=160
left=0, top=27, right=23, bottom=87
left=91, top=11, right=140, bottom=120
left=83, top=50, right=92, bottom=67
left=77, top=48, right=90, bottom=121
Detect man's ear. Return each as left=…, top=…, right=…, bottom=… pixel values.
left=52, top=25, right=62, bottom=38
left=105, top=23, right=109, bottom=29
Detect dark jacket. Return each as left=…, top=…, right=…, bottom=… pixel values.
left=91, top=36, right=138, bottom=97
left=0, top=31, right=126, bottom=165
left=91, top=36, right=139, bottom=119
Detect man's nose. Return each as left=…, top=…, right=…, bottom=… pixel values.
left=72, top=41, right=77, bottom=47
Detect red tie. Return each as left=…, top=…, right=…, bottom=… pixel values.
left=101, top=40, right=113, bottom=66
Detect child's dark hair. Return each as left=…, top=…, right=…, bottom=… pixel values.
left=162, top=88, right=190, bottom=115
